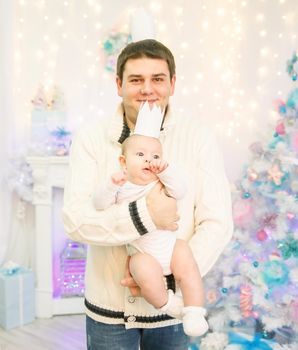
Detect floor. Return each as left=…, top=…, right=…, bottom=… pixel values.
left=0, top=314, right=86, bottom=350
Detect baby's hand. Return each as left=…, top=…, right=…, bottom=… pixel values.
left=149, top=159, right=168, bottom=174
left=111, top=171, right=126, bottom=186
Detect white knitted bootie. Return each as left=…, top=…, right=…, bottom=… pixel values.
left=182, top=306, right=209, bottom=337
left=159, top=290, right=184, bottom=319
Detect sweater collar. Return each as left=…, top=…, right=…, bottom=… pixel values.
left=108, top=103, right=177, bottom=145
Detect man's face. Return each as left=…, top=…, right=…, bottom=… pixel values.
left=116, top=57, right=176, bottom=128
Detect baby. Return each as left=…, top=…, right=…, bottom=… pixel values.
left=93, top=110, right=208, bottom=336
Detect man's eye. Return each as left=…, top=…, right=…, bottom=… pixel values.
left=153, top=77, right=163, bottom=82
left=136, top=152, right=144, bottom=156
left=153, top=155, right=160, bottom=159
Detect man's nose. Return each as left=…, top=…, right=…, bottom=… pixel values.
left=141, top=80, right=153, bottom=94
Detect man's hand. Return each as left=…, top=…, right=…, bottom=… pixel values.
left=120, top=256, right=141, bottom=297
left=146, top=182, right=179, bottom=231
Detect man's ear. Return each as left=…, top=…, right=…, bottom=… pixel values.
left=116, top=76, right=123, bottom=97
left=119, top=155, right=126, bottom=169
left=170, top=74, right=176, bottom=96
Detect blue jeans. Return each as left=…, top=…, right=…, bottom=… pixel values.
left=86, top=316, right=189, bottom=350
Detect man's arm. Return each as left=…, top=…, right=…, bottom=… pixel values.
left=189, top=128, right=233, bottom=277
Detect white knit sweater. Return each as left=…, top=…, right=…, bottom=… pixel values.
left=62, top=104, right=233, bottom=329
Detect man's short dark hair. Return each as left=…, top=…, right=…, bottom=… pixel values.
left=116, top=39, right=176, bottom=81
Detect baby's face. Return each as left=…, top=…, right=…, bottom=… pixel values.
left=122, top=135, right=162, bottom=185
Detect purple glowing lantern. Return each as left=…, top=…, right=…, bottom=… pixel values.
left=60, top=240, right=86, bottom=298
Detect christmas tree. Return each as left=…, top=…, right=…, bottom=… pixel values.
left=195, top=53, right=298, bottom=350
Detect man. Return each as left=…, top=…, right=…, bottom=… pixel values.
left=62, top=39, right=233, bottom=350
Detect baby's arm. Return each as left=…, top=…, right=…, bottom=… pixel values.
left=93, top=171, right=126, bottom=209
left=149, top=160, right=186, bottom=199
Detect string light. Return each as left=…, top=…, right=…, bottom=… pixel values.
left=94, top=22, right=102, bottom=30
left=11, top=0, right=298, bottom=175
left=94, top=4, right=102, bottom=13
left=256, top=13, right=265, bottom=22
left=158, top=23, right=166, bottom=31
left=56, top=18, right=64, bottom=26
left=202, top=20, right=209, bottom=30
left=217, top=8, right=226, bottom=17
left=175, top=6, right=183, bottom=16
left=149, top=2, right=162, bottom=12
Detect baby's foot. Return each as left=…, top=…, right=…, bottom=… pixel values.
left=182, top=306, right=209, bottom=337
left=159, top=290, right=184, bottom=319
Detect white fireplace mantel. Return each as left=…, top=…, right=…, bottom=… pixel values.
left=27, top=156, right=84, bottom=318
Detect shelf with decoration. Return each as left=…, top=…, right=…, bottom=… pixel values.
left=27, top=156, right=86, bottom=318
left=26, top=85, right=86, bottom=318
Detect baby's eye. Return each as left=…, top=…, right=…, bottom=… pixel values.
left=136, top=152, right=144, bottom=156
left=153, top=155, right=160, bottom=159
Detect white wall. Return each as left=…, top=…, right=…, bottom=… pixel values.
left=0, top=0, right=16, bottom=263
left=1, top=0, right=298, bottom=261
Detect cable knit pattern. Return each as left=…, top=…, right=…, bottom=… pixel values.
left=62, top=103, right=233, bottom=328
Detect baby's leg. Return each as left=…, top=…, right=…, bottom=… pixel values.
left=129, top=252, right=167, bottom=308
left=171, top=239, right=209, bottom=337
left=171, top=239, right=204, bottom=306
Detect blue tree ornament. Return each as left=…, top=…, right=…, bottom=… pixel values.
left=286, top=52, right=298, bottom=81
left=262, top=260, right=289, bottom=288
